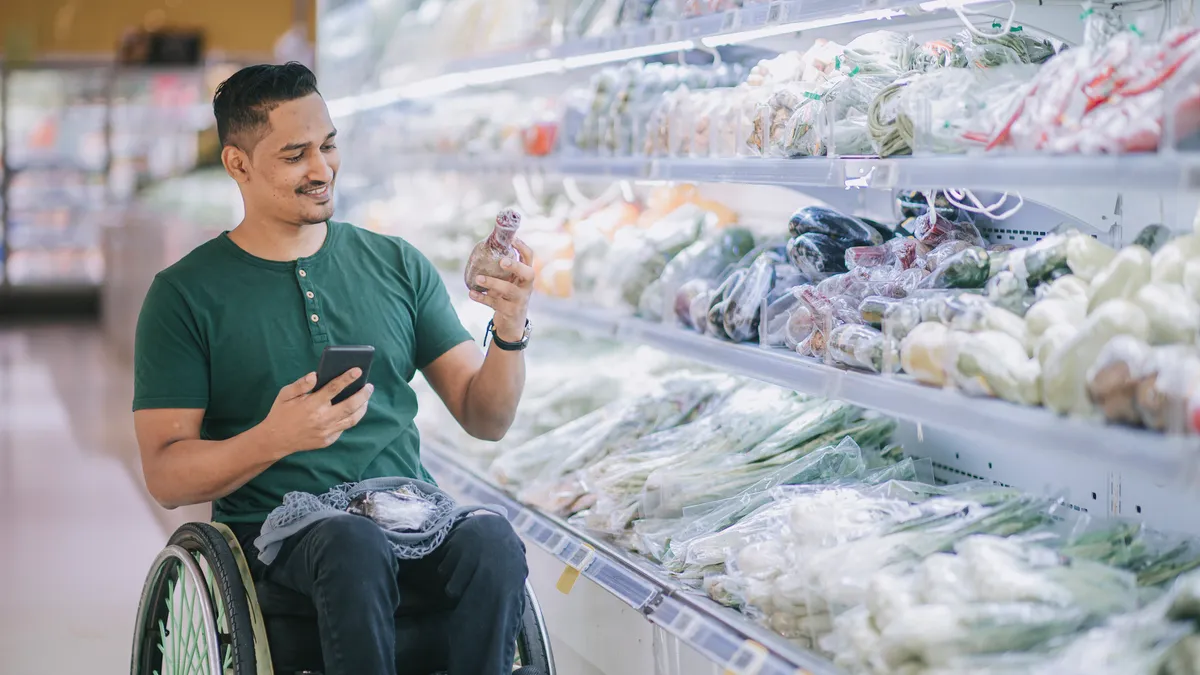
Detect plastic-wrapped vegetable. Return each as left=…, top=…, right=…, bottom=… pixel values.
left=1034, top=323, right=1077, bottom=371
left=1133, top=224, right=1172, bottom=254
left=913, top=211, right=984, bottom=248
left=950, top=330, right=1041, bottom=405
left=923, top=240, right=973, bottom=271
left=859, top=295, right=901, bottom=327
left=828, top=324, right=898, bottom=373
left=706, top=268, right=747, bottom=339
left=674, top=278, right=714, bottom=328
left=1152, top=234, right=1200, bottom=285
left=901, top=321, right=952, bottom=387
left=723, top=252, right=785, bottom=342
left=659, top=227, right=756, bottom=294
left=1088, top=245, right=1152, bottom=313
left=1132, top=283, right=1200, bottom=345
left=846, top=238, right=921, bottom=271
left=1036, top=274, right=1090, bottom=305
left=949, top=304, right=1031, bottom=353
left=919, top=246, right=990, bottom=289
left=788, top=206, right=883, bottom=245
left=986, top=270, right=1034, bottom=317
left=1066, top=234, right=1118, bottom=283
left=1087, top=335, right=1154, bottom=426
left=1025, top=297, right=1087, bottom=340
left=789, top=231, right=851, bottom=281
left=1136, top=347, right=1200, bottom=432
left=1043, top=300, right=1151, bottom=416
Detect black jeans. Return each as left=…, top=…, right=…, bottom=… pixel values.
left=231, top=513, right=528, bottom=675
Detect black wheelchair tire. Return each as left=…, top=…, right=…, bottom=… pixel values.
left=167, top=522, right=259, bottom=675
left=517, top=582, right=555, bottom=674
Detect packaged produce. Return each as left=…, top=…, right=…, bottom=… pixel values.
left=858, top=295, right=901, bottom=327
left=828, top=324, right=898, bottom=373
left=1025, top=297, right=1087, bottom=340
left=1066, top=233, right=1118, bottom=282
left=1133, top=224, right=1173, bottom=254
left=1036, top=274, right=1091, bottom=305
left=1136, top=347, right=1200, bottom=432
left=919, top=246, right=990, bottom=289
left=846, top=238, right=920, bottom=271
left=1034, top=323, right=1078, bottom=371
left=1152, top=234, right=1200, bottom=285
left=913, top=211, right=984, bottom=249
left=595, top=204, right=711, bottom=310
left=949, top=330, right=1041, bottom=405
left=1132, top=283, right=1200, bottom=345
left=464, top=208, right=521, bottom=293
left=1088, top=245, right=1153, bottom=313
left=900, top=322, right=953, bottom=387
left=723, top=251, right=786, bottom=342
left=1043, top=300, right=1151, bottom=417
left=706, top=268, right=748, bottom=339
left=789, top=206, right=883, bottom=245
left=674, top=278, right=715, bottom=328
left=1185, top=259, right=1200, bottom=304
left=949, top=304, right=1031, bottom=353
left=1087, top=335, right=1154, bottom=426
left=985, top=270, right=1034, bottom=316
left=649, top=226, right=756, bottom=321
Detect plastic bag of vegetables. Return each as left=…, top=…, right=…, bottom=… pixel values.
left=828, top=324, right=900, bottom=373
left=594, top=203, right=712, bottom=310
left=654, top=226, right=757, bottom=322
left=948, top=330, right=1042, bottom=405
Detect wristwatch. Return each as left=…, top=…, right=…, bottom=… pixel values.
left=486, top=319, right=532, bottom=351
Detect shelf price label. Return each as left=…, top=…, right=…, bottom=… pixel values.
left=510, top=509, right=533, bottom=533
left=767, top=2, right=785, bottom=24
left=724, top=640, right=768, bottom=675
left=556, top=543, right=596, bottom=595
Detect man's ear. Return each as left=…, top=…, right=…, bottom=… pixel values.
left=222, top=145, right=251, bottom=183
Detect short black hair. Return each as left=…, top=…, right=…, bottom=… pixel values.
left=213, top=62, right=320, bottom=150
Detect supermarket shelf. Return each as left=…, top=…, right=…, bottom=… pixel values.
left=396, top=154, right=1200, bottom=194
left=329, top=0, right=990, bottom=114
left=529, top=295, right=1200, bottom=485
left=420, top=443, right=841, bottom=675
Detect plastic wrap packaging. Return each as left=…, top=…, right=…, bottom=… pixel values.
left=347, top=487, right=437, bottom=532
left=651, top=226, right=756, bottom=322
left=919, top=246, right=991, bottom=289
left=846, top=238, right=921, bottom=271
left=1088, top=245, right=1152, bottom=313
left=988, top=27, right=1200, bottom=154
left=1152, top=234, right=1200, bottom=285
left=1133, top=224, right=1173, bottom=253
left=949, top=304, right=1031, bottom=354
left=828, top=324, right=899, bottom=373
left=722, top=250, right=788, bottom=343
left=1024, top=297, right=1087, bottom=341
left=594, top=204, right=712, bottom=310
left=993, top=233, right=1071, bottom=287
left=787, top=206, right=883, bottom=278
left=986, top=270, right=1035, bottom=316
left=1135, top=346, right=1200, bottom=432
left=901, top=65, right=1039, bottom=156
left=1087, top=335, right=1154, bottom=426
left=901, top=321, right=953, bottom=387
left=949, top=330, right=1042, bottom=405
left=1132, top=283, right=1200, bottom=345
left=1042, top=300, right=1151, bottom=417
left=914, top=211, right=984, bottom=249
left=1036, top=274, right=1090, bottom=305
left=1066, top=234, right=1118, bottom=282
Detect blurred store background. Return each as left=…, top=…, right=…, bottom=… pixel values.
left=0, top=4, right=312, bottom=673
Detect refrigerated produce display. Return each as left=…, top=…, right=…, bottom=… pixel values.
left=317, top=2, right=1200, bottom=673
left=0, top=62, right=215, bottom=295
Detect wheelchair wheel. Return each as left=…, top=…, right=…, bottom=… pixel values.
left=516, top=581, right=555, bottom=675
left=131, top=523, right=260, bottom=675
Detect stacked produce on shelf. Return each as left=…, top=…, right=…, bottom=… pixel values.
left=435, top=338, right=1200, bottom=674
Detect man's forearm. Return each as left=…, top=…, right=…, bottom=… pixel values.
left=143, top=425, right=282, bottom=509
left=461, top=345, right=526, bottom=441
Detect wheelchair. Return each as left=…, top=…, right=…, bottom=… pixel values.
left=130, top=521, right=555, bottom=675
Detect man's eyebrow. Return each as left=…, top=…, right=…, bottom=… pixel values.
left=278, top=130, right=337, bottom=154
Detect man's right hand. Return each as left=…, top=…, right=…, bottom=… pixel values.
left=262, top=369, right=375, bottom=456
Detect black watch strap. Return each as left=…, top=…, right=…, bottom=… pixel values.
left=486, top=319, right=530, bottom=351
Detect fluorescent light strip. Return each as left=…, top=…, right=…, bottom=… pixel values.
left=328, top=0, right=996, bottom=117
left=701, top=9, right=904, bottom=47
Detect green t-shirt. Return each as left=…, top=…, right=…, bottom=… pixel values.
left=132, top=220, right=473, bottom=523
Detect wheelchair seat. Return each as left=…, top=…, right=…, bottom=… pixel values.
left=131, top=521, right=554, bottom=675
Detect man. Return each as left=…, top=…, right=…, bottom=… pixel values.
left=132, top=62, right=537, bottom=675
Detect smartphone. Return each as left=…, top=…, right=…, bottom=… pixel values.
left=314, top=345, right=375, bottom=405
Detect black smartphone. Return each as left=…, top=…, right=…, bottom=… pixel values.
left=314, top=345, right=375, bottom=405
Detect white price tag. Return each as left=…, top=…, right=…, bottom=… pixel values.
left=556, top=544, right=595, bottom=595
left=670, top=606, right=703, bottom=639
left=511, top=510, right=533, bottom=533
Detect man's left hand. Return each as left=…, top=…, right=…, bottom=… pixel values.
left=469, top=238, right=535, bottom=343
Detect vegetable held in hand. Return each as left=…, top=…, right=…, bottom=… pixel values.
left=465, top=208, right=522, bottom=293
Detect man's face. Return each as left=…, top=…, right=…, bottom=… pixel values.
left=233, top=93, right=340, bottom=226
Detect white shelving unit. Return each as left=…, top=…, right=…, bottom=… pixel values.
left=325, top=0, right=1200, bottom=673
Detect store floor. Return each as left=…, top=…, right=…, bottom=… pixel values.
left=0, top=323, right=199, bottom=675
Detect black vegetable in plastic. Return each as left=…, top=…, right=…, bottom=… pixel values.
left=787, top=206, right=884, bottom=245
left=723, top=252, right=782, bottom=343
left=918, top=246, right=991, bottom=289
left=788, top=233, right=855, bottom=278
left=1134, top=224, right=1172, bottom=254
left=707, top=268, right=746, bottom=340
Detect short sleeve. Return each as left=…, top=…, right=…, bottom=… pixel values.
left=406, top=244, right=473, bottom=369
left=132, top=275, right=210, bottom=411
